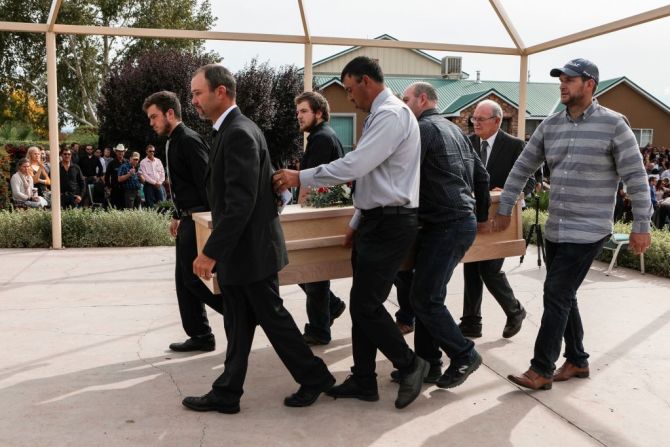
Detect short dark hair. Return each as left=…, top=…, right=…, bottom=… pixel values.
left=143, top=91, right=182, bottom=119
left=194, top=64, right=236, bottom=99
left=294, top=91, right=330, bottom=122
left=410, top=82, right=438, bottom=102
left=341, top=56, right=384, bottom=83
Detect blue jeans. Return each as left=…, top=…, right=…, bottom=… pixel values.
left=410, top=215, right=477, bottom=364
left=298, top=281, right=344, bottom=341
left=530, top=237, right=607, bottom=377
left=143, top=183, right=164, bottom=207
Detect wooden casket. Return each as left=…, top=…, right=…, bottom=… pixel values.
left=193, top=192, right=524, bottom=294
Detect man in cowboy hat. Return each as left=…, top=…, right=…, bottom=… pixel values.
left=104, top=144, right=128, bottom=209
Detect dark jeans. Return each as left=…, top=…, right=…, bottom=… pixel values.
left=175, top=217, right=223, bottom=338
left=462, top=258, right=523, bottom=325
left=298, top=281, right=344, bottom=341
left=393, top=270, right=415, bottom=326
left=143, top=183, right=164, bottom=207
left=530, top=237, right=607, bottom=378
left=61, top=192, right=81, bottom=209
left=110, top=187, right=124, bottom=209
left=213, top=273, right=333, bottom=404
left=124, top=189, right=141, bottom=209
left=349, top=213, right=418, bottom=384
left=410, top=215, right=477, bottom=364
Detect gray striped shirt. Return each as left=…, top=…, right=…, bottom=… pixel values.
left=498, top=99, right=652, bottom=244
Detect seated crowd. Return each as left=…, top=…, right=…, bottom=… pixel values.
left=616, top=145, right=670, bottom=229
left=8, top=143, right=167, bottom=210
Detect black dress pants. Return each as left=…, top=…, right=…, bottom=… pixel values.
left=212, top=272, right=333, bottom=404
left=175, top=217, right=223, bottom=338
left=349, top=213, right=417, bottom=383
left=461, top=258, right=522, bottom=325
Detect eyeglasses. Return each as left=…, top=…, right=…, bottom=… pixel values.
left=146, top=151, right=155, bottom=153
left=132, top=158, right=139, bottom=161
left=470, top=116, right=497, bottom=123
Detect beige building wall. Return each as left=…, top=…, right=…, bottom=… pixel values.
left=597, top=83, right=670, bottom=147
left=314, top=47, right=441, bottom=76
left=320, top=83, right=367, bottom=143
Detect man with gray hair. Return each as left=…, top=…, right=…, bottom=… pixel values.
left=397, top=81, right=490, bottom=389
left=459, top=98, right=534, bottom=339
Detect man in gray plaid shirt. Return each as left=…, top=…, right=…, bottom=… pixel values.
left=495, top=58, right=652, bottom=390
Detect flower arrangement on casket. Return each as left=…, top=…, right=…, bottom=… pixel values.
left=303, top=183, right=353, bottom=208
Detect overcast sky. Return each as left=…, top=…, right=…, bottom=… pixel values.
left=205, top=0, right=670, bottom=106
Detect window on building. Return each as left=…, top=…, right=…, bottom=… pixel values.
left=632, top=128, right=653, bottom=147
left=330, top=114, right=355, bottom=153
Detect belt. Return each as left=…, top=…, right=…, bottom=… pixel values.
left=361, top=206, right=417, bottom=217
left=179, top=207, right=207, bottom=217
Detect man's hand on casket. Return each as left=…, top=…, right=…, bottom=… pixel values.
left=477, top=221, right=493, bottom=234
left=193, top=253, right=216, bottom=280
left=272, top=169, right=300, bottom=193
left=492, top=213, right=511, bottom=232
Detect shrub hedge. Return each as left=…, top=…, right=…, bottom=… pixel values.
left=0, top=208, right=174, bottom=248
left=522, top=209, right=670, bottom=278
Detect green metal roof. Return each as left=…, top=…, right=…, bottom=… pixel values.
left=315, top=75, right=560, bottom=117
left=315, top=75, right=670, bottom=118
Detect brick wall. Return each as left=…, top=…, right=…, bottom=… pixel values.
left=450, top=94, right=519, bottom=136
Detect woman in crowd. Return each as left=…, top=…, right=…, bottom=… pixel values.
left=10, top=158, right=48, bottom=208
left=27, top=146, right=51, bottom=197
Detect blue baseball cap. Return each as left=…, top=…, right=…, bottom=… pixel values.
left=550, top=58, right=599, bottom=83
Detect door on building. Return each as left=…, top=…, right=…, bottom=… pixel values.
left=330, top=114, right=355, bottom=153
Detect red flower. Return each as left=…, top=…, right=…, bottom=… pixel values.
left=317, top=187, right=328, bottom=193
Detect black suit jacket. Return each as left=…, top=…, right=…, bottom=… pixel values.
left=470, top=131, right=536, bottom=194
left=202, top=107, right=288, bottom=286
left=167, top=123, right=210, bottom=217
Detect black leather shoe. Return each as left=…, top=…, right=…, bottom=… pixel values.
left=284, top=376, right=336, bottom=407
left=391, top=362, right=442, bottom=384
left=330, top=301, right=347, bottom=326
left=182, top=391, right=240, bottom=414
left=458, top=322, right=482, bottom=338
left=169, top=336, right=215, bottom=352
left=326, top=375, right=379, bottom=402
left=437, top=350, right=482, bottom=389
left=395, top=356, right=429, bottom=409
left=303, top=333, right=330, bottom=346
left=503, top=308, right=527, bottom=338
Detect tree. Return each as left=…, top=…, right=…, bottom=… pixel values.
left=97, top=49, right=217, bottom=153
left=235, top=59, right=304, bottom=168
left=266, top=65, right=304, bottom=168
left=235, top=58, right=275, bottom=137
left=0, top=0, right=216, bottom=128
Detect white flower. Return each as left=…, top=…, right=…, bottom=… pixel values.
left=341, top=184, right=351, bottom=198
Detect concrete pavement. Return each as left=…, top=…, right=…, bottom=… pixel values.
left=0, top=246, right=668, bottom=446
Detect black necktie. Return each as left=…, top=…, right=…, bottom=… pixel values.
left=480, top=140, right=489, bottom=167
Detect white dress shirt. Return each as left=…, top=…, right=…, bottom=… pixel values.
left=300, top=88, right=421, bottom=229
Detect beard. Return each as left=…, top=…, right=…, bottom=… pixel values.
left=300, top=115, right=319, bottom=133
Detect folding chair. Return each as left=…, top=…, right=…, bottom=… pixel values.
left=602, top=233, right=644, bottom=276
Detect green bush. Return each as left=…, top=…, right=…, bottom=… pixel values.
left=522, top=209, right=670, bottom=278
left=0, top=208, right=174, bottom=248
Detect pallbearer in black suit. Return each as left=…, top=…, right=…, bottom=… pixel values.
left=459, top=99, right=533, bottom=339
left=294, top=91, right=347, bottom=346
left=143, top=91, right=223, bottom=352
left=185, top=64, right=334, bottom=414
